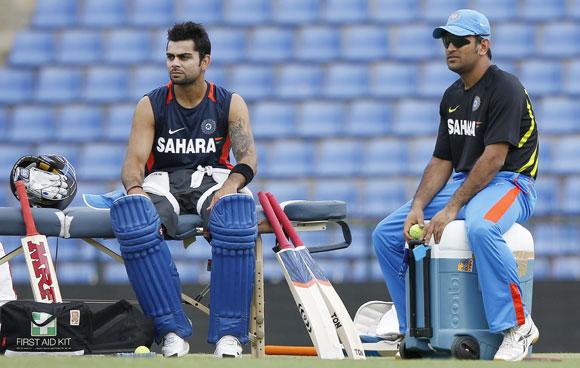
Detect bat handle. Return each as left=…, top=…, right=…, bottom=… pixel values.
left=15, top=180, right=39, bottom=236
left=266, top=192, right=304, bottom=247
left=258, top=192, right=290, bottom=249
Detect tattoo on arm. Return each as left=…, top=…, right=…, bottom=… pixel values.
left=230, top=117, right=254, bottom=159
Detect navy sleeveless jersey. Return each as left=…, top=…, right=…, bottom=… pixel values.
left=145, top=81, right=233, bottom=175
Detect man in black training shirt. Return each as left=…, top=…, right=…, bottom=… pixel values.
left=372, top=9, right=539, bottom=361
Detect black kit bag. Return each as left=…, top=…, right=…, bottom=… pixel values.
left=0, top=301, right=92, bottom=355
left=89, top=299, right=154, bottom=354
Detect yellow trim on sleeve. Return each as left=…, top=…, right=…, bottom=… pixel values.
left=518, top=90, right=535, bottom=148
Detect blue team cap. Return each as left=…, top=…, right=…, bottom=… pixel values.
left=433, top=9, right=491, bottom=39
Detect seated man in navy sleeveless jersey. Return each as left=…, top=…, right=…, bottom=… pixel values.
left=116, top=22, right=258, bottom=358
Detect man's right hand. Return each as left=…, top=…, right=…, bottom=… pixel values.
left=403, top=207, right=425, bottom=242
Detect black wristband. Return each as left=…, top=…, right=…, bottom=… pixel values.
left=230, top=163, right=254, bottom=185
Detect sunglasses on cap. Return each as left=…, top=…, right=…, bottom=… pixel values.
left=442, top=34, right=480, bottom=49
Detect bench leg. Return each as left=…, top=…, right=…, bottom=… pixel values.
left=251, top=235, right=265, bottom=358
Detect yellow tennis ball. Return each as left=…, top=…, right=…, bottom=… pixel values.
left=134, top=345, right=150, bottom=354
left=409, top=224, right=424, bottom=240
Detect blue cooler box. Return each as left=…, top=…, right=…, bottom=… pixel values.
left=401, top=220, right=534, bottom=360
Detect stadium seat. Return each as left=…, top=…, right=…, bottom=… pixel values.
left=322, top=64, right=368, bottom=99
left=223, top=0, right=270, bottom=25
left=339, top=224, right=370, bottom=258
left=519, top=60, right=562, bottom=97
left=129, top=0, right=174, bottom=27
left=537, top=97, right=579, bottom=134
left=360, top=139, right=408, bottom=176
left=537, top=137, right=555, bottom=175
left=296, top=101, right=345, bottom=137
left=80, top=0, right=127, bottom=27
left=551, top=257, right=580, bottom=280
left=520, top=0, right=566, bottom=21
left=78, top=143, right=126, bottom=181
left=205, top=66, right=227, bottom=89
left=570, top=0, right=580, bottom=18
left=471, top=0, right=518, bottom=21
left=251, top=101, right=296, bottom=139
left=103, top=263, right=129, bottom=284
left=533, top=176, right=561, bottom=216
left=260, top=141, right=314, bottom=177
left=105, top=104, right=134, bottom=141
left=8, top=31, right=54, bottom=66
left=407, top=137, right=437, bottom=175
left=247, top=27, right=294, bottom=62
left=0, top=145, right=32, bottom=181
left=550, top=137, right=580, bottom=175
left=0, top=69, right=34, bottom=104
left=207, top=28, right=247, bottom=63
left=538, top=23, right=580, bottom=58
left=562, top=176, right=580, bottom=214
left=322, top=0, right=368, bottom=23
left=150, top=30, right=168, bottom=62
left=391, top=99, right=439, bottom=136
left=312, top=179, right=363, bottom=217
left=314, top=139, right=362, bottom=177
left=564, top=60, right=580, bottom=95
left=363, top=178, right=410, bottom=217
left=103, top=30, right=151, bottom=64
left=83, top=67, right=130, bottom=103
left=32, top=0, right=77, bottom=28
left=492, top=23, right=535, bottom=60
left=9, top=106, right=55, bottom=142
left=272, top=0, right=320, bottom=24
left=57, top=105, right=103, bottom=142
left=261, top=179, right=310, bottom=201
left=130, top=65, right=168, bottom=100
left=417, top=61, right=458, bottom=98
left=176, top=0, right=223, bottom=24
left=56, top=30, right=102, bottom=65
left=35, top=67, right=82, bottom=103
left=389, top=24, right=440, bottom=61
left=342, top=26, right=388, bottom=61
left=370, top=62, right=417, bottom=98
left=533, top=223, right=562, bottom=256
left=229, top=65, right=273, bottom=100
left=275, top=64, right=322, bottom=99
left=56, top=239, right=98, bottom=261
left=0, top=108, right=6, bottom=135
left=344, top=100, right=391, bottom=137
left=420, top=0, right=469, bottom=22
left=369, top=0, right=418, bottom=23
left=294, top=26, right=340, bottom=62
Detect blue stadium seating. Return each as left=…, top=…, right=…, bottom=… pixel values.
left=564, top=60, right=580, bottom=94
left=537, top=137, right=555, bottom=175
left=519, top=60, right=562, bottom=97
left=78, top=143, right=126, bottom=181
left=312, top=179, right=363, bottom=216
left=0, top=69, right=34, bottom=104
left=520, top=0, right=566, bottom=21
left=344, top=100, right=391, bottom=137
left=103, top=263, right=129, bottom=284
left=105, top=104, right=134, bottom=141
left=34, top=144, right=80, bottom=168
left=247, top=27, right=294, bottom=62
left=391, top=99, right=439, bottom=136
left=275, top=64, right=323, bottom=99
left=9, top=106, right=55, bottom=142
left=551, top=258, right=580, bottom=280
left=534, top=176, right=560, bottom=215
left=407, top=137, right=437, bottom=175
left=56, top=30, right=102, bottom=65
left=35, top=67, right=82, bottom=103
left=0, top=108, right=6, bottom=135
left=130, top=65, right=167, bottom=100
left=251, top=101, right=296, bottom=139
left=323, top=64, right=368, bottom=99
left=342, top=26, right=389, bottom=61
left=84, top=67, right=129, bottom=103
left=9, top=31, right=54, bottom=66
left=229, top=65, right=273, bottom=100
left=492, top=24, right=536, bottom=60
left=322, top=0, right=367, bottom=23
left=32, top=0, right=77, bottom=28
left=537, top=97, right=579, bottom=134
left=272, top=0, right=320, bottom=24
left=176, top=0, right=223, bottom=24
left=360, top=139, right=408, bottom=176
left=262, top=179, right=310, bottom=201
left=340, top=224, right=370, bottom=258
left=370, top=62, right=417, bottom=98
left=562, top=176, right=580, bottom=214
left=314, top=139, right=362, bottom=177
left=296, top=101, right=345, bottom=137
left=538, top=23, right=580, bottom=58
left=295, top=26, right=340, bottom=62
left=571, top=0, right=580, bottom=18
left=223, top=0, right=270, bottom=25
left=150, top=30, right=168, bottom=62
left=369, top=0, right=418, bottom=23
left=363, top=178, right=409, bottom=217
left=0, top=145, right=32, bottom=181
left=420, top=0, right=469, bottom=22
left=417, top=61, right=458, bottom=97
left=103, top=30, right=151, bottom=64
left=57, top=105, right=103, bottom=142
left=534, top=223, right=561, bottom=256
left=56, top=239, right=98, bottom=261
left=129, top=0, right=174, bottom=27
left=260, top=141, right=314, bottom=177
left=390, top=24, right=440, bottom=61
left=206, top=66, right=227, bottom=87
left=207, top=28, right=247, bottom=63
left=550, top=137, right=580, bottom=175
left=80, top=0, right=128, bottom=27
left=471, top=0, right=518, bottom=21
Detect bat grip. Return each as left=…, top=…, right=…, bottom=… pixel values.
left=258, top=192, right=290, bottom=249
left=266, top=192, right=304, bottom=247
left=15, top=180, right=39, bottom=236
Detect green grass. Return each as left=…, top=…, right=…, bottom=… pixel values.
left=1, top=354, right=577, bottom=368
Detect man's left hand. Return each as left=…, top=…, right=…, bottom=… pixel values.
left=422, top=206, right=459, bottom=244
left=207, top=182, right=239, bottom=210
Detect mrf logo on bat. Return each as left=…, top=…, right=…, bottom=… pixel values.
left=26, top=239, right=57, bottom=302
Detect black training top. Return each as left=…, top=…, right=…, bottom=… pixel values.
left=433, top=65, right=539, bottom=179
left=144, top=80, right=233, bottom=175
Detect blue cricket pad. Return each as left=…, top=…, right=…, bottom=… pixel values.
left=111, top=194, right=192, bottom=341
left=208, top=194, right=258, bottom=344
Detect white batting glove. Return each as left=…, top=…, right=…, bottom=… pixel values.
left=14, top=167, right=69, bottom=200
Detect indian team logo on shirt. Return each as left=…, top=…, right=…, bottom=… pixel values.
left=31, top=312, right=57, bottom=337
left=472, top=96, right=481, bottom=111
left=201, top=119, right=217, bottom=135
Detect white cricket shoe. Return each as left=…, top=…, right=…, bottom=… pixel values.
left=161, top=332, right=190, bottom=358
left=494, top=316, right=539, bottom=361
left=214, top=335, right=242, bottom=358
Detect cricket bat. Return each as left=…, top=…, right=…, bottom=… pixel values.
left=258, top=192, right=343, bottom=359
left=15, top=180, right=62, bottom=303
left=266, top=192, right=366, bottom=359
